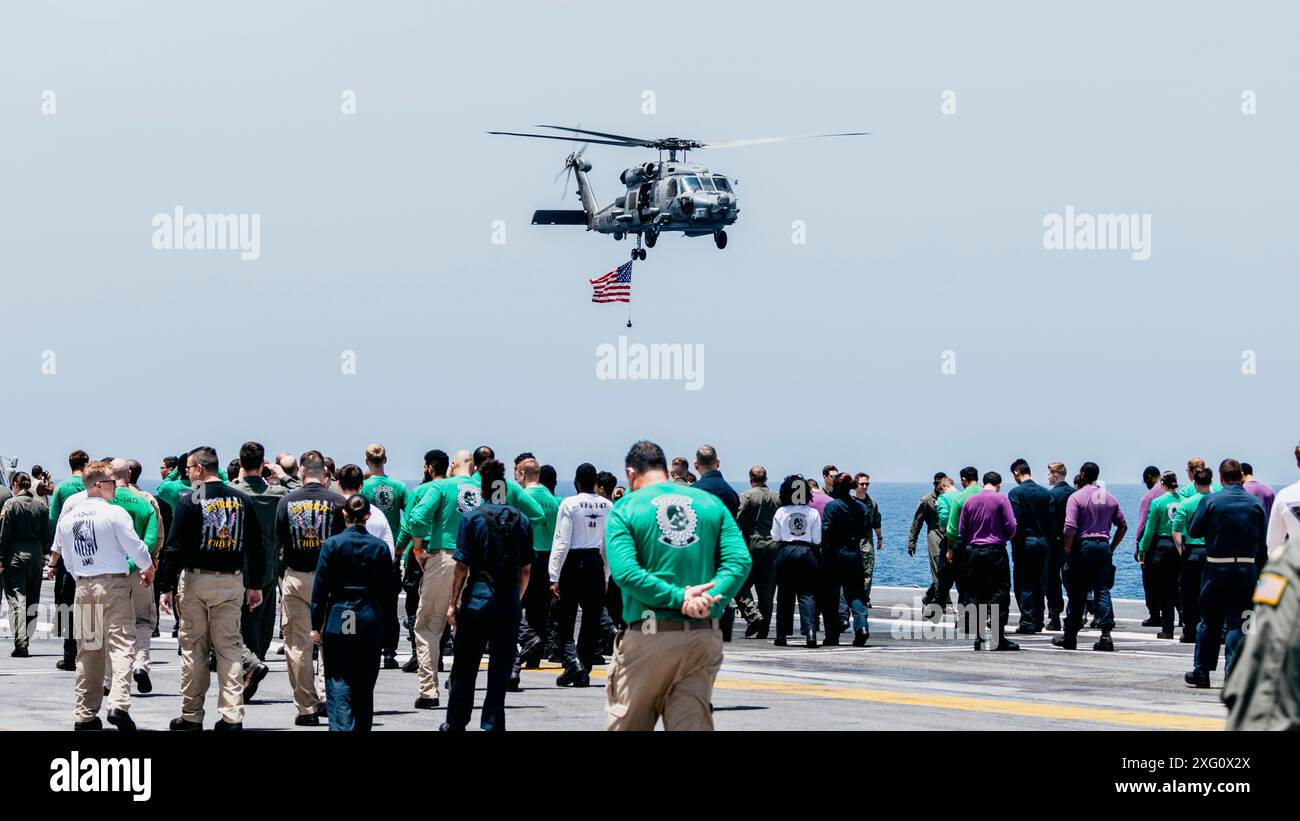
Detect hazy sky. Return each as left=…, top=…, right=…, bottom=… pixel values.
left=2, top=1, right=1298, bottom=484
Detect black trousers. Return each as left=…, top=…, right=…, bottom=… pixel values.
left=933, top=540, right=968, bottom=607
left=962, top=544, right=1011, bottom=642
left=552, top=549, right=605, bottom=671
left=518, top=551, right=553, bottom=648
left=445, top=583, right=519, bottom=732
left=1147, top=538, right=1181, bottom=634
left=381, top=564, right=401, bottom=656
left=1180, top=551, right=1206, bottom=639
left=54, top=556, right=77, bottom=661
left=1045, top=540, right=1065, bottom=618
left=773, top=542, right=819, bottom=638
left=240, top=581, right=278, bottom=661
left=1012, top=537, right=1050, bottom=631
left=1141, top=559, right=1161, bottom=620
left=402, top=552, right=422, bottom=650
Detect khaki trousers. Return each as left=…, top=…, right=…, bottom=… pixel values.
left=72, top=575, right=135, bottom=723
left=106, top=573, right=156, bottom=686
left=606, top=624, right=723, bottom=731
left=177, top=569, right=245, bottom=724
left=281, top=569, right=323, bottom=715
left=412, top=552, right=458, bottom=699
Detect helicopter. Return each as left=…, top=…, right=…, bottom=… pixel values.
left=487, top=125, right=868, bottom=260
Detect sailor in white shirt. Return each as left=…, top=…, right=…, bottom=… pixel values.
left=549, top=463, right=612, bottom=687
left=770, top=475, right=824, bottom=648
left=337, top=470, right=396, bottom=559
left=1265, top=447, right=1300, bottom=564
left=51, top=461, right=153, bottom=731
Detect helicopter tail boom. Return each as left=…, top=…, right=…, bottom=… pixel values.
left=531, top=210, right=588, bottom=226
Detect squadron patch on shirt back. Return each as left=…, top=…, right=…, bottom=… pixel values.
left=456, top=484, right=483, bottom=513
left=653, top=494, right=699, bottom=548
left=788, top=512, right=809, bottom=539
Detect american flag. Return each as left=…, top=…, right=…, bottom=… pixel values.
left=590, top=260, right=632, bottom=303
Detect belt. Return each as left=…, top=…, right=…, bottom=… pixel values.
left=85, top=572, right=129, bottom=579
left=1205, top=556, right=1254, bottom=564
left=185, top=567, right=239, bottom=575
left=628, top=618, right=718, bottom=633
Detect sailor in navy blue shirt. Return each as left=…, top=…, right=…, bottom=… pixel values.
left=441, top=460, right=534, bottom=731
left=1007, top=459, right=1053, bottom=633
left=310, top=495, right=393, bottom=731
left=1185, top=459, right=1267, bottom=688
left=690, top=446, right=744, bottom=637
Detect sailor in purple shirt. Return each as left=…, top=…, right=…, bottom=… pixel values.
left=956, top=471, right=1019, bottom=652
left=1133, top=466, right=1164, bottom=626
left=1241, top=463, right=1275, bottom=517
left=1053, top=462, right=1129, bottom=652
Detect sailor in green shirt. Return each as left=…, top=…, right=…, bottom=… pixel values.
left=1178, top=458, right=1221, bottom=498
left=48, top=449, right=89, bottom=670
left=945, top=468, right=982, bottom=544
left=408, top=451, right=473, bottom=708
left=516, top=459, right=560, bottom=669
left=604, top=440, right=751, bottom=731
left=361, top=444, right=408, bottom=669
left=1138, top=472, right=1182, bottom=638
left=361, top=444, right=407, bottom=539
left=1172, top=467, right=1214, bottom=642
left=108, top=459, right=162, bottom=690
left=392, top=450, right=448, bottom=672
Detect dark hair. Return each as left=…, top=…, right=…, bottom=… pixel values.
left=1009, top=459, right=1030, bottom=477
left=191, top=447, right=219, bottom=473
left=337, top=463, right=365, bottom=493
left=126, top=459, right=143, bottom=485
left=30, top=465, right=45, bottom=479
left=1240, top=462, right=1254, bottom=475
left=932, top=471, right=948, bottom=486
left=1218, top=458, right=1243, bottom=483
left=323, top=456, right=336, bottom=476
left=983, top=471, right=1002, bottom=486
left=830, top=472, right=854, bottom=500
left=1193, top=467, right=1214, bottom=486
left=300, top=451, right=326, bottom=477
left=749, top=466, right=767, bottom=485
left=478, top=458, right=507, bottom=503
left=162, top=456, right=179, bottom=471
left=625, top=440, right=667, bottom=474
left=11, top=472, right=31, bottom=491
left=596, top=471, right=617, bottom=496
left=343, top=494, right=371, bottom=524
left=240, top=441, right=265, bottom=471
left=472, top=446, right=495, bottom=468
left=227, top=459, right=242, bottom=481
left=1073, top=474, right=1086, bottom=489
left=68, top=450, right=90, bottom=471
left=1142, top=465, right=1161, bottom=482
left=1160, top=471, right=1179, bottom=491
left=695, top=445, right=719, bottom=469
left=425, top=449, right=449, bottom=477
left=539, top=464, right=557, bottom=494
left=1080, top=461, right=1100, bottom=483
left=779, top=474, right=808, bottom=507
left=959, top=466, right=978, bottom=483
left=574, top=463, right=598, bottom=493
left=514, top=452, right=534, bottom=466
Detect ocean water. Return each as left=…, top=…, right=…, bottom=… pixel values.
left=140, top=477, right=1199, bottom=600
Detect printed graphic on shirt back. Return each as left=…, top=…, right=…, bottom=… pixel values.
left=288, top=499, right=336, bottom=550
left=456, top=484, right=483, bottom=513
left=372, top=484, right=396, bottom=512
left=787, top=512, right=809, bottom=539
left=71, top=517, right=98, bottom=564
left=201, top=498, right=244, bottom=551
left=653, top=494, right=699, bottom=547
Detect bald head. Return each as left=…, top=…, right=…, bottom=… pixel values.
left=110, top=458, right=131, bottom=485
left=451, top=450, right=474, bottom=477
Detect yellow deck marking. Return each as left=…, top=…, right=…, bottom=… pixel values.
left=510, top=663, right=1222, bottom=730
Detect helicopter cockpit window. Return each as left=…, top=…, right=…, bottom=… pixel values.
left=712, top=177, right=731, bottom=193
left=681, top=175, right=715, bottom=193
left=666, top=179, right=677, bottom=198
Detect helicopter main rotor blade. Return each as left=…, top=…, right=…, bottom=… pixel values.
left=700, top=131, right=871, bottom=150
left=487, top=130, right=635, bottom=148
left=532, top=124, right=660, bottom=147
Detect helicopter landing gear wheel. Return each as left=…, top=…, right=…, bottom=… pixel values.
left=632, top=234, right=646, bottom=261
left=644, top=229, right=657, bottom=248
left=714, top=230, right=728, bottom=250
